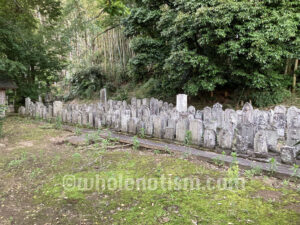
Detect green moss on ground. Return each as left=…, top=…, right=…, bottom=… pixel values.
left=0, top=116, right=299, bottom=224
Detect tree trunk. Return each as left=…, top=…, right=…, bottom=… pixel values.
left=292, top=59, right=299, bottom=93
left=284, top=59, right=290, bottom=75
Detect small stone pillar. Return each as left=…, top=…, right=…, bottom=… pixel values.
left=53, top=101, right=63, bottom=118
left=0, top=90, right=6, bottom=117
left=100, top=88, right=107, bottom=105
left=176, top=94, right=187, bottom=113
left=25, top=97, right=31, bottom=115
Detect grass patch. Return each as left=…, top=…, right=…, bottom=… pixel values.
left=0, top=116, right=299, bottom=224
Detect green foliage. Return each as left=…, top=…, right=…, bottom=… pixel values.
left=231, top=152, right=238, bottom=164
left=226, top=152, right=240, bottom=186
left=212, top=157, right=223, bottom=167
left=282, top=179, right=290, bottom=187
left=227, top=163, right=239, bottom=181
left=85, top=132, right=102, bottom=145
left=184, top=130, right=192, bottom=146
left=113, top=89, right=128, bottom=101
left=291, top=164, right=299, bottom=178
left=247, top=88, right=291, bottom=107
left=75, top=126, right=82, bottom=136
left=8, top=151, right=28, bottom=168
left=67, top=66, right=106, bottom=100
left=72, top=153, right=82, bottom=162
left=0, top=0, right=67, bottom=103
left=132, top=136, right=140, bottom=150
left=64, top=188, right=85, bottom=202
left=54, top=117, right=63, bottom=130
left=244, top=170, right=254, bottom=179
left=269, top=158, right=278, bottom=174
left=183, top=152, right=191, bottom=159
left=101, top=139, right=110, bottom=151
left=212, top=151, right=226, bottom=167
left=124, top=0, right=300, bottom=105
left=154, top=149, right=160, bottom=155
left=245, top=166, right=263, bottom=179
left=30, top=168, right=43, bottom=179
left=58, top=0, right=132, bottom=100
left=252, top=166, right=263, bottom=176
left=138, top=128, right=145, bottom=139
left=164, top=146, right=172, bottom=155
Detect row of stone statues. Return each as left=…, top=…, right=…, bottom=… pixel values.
left=18, top=89, right=300, bottom=165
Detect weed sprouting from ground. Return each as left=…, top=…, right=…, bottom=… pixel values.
left=291, top=164, right=299, bottom=178
left=101, top=139, right=110, bottom=151
left=1, top=117, right=300, bottom=224
left=139, top=127, right=145, bottom=138
left=85, top=132, right=102, bottom=145
left=132, top=136, right=140, bottom=150
left=184, top=130, right=192, bottom=146
left=269, top=157, right=278, bottom=174
left=75, top=126, right=82, bottom=136
left=245, top=165, right=263, bottom=179
left=72, top=153, right=82, bottom=162
left=8, top=151, right=28, bottom=168
left=54, top=116, right=62, bottom=130
left=212, top=151, right=226, bottom=167
left=154, top=149, right=161, bottom=155
left=227, top=152, right=240, bottom=186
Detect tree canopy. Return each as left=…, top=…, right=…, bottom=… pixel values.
left=1, top=0, right=299, bottom=107
left=124, top=0, right=300, bottom=106
left=0, top=0, right=66, bottom=102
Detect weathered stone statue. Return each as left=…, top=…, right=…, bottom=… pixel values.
left=218, top=129, right=233, bottom=149
left=242, top=102, right=254, bottom=124
left=280, top=146, right=296, bottom=165
left=203, top=129, right=216, bottom=149
left=254, top=130, right=268, bottom=158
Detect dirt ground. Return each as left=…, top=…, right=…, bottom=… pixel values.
left=0, top=116, right=300, bottom=225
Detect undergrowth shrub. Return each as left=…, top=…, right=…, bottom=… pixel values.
left=247, top=88, right=291, bottom=107
left=67, top=66, right=106, bottom=100
left=114, top=89, right=128, bottom=101
left=227, top=152, right=240, bottom=187
left=133, top=136, right=140, bottom=150
left=184, top=130, right=192, bottom=146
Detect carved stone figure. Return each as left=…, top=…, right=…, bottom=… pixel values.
left=203, top=129, right=216, bottom=149
left=254, top=130, right=268, bottom=158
